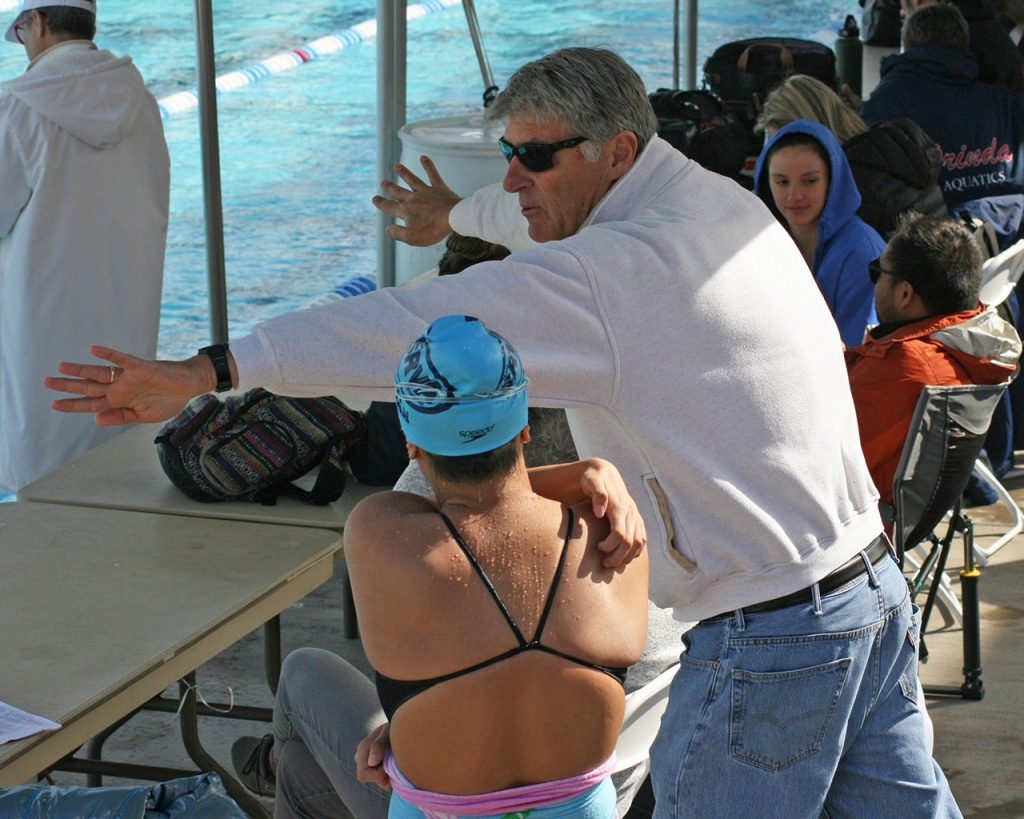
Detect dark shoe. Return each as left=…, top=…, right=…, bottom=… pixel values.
left=231, top=733, right=276, bottom=797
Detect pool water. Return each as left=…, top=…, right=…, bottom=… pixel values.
left=1, top=0, right=856, bottom=361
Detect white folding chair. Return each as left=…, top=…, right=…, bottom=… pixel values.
left=971, top=458, right=1024, bottom=565
left=960, top=243, right=1024, bottom=565
left=613, top=664, right=678, bottom=778
left=978, top=238, right=1024, bottom=308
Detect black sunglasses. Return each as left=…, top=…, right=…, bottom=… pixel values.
left=12, top=11, right=32, bottom=44
left=498, top=135, right=589, bottom=172
left=868, top=258, right=889, bottom=285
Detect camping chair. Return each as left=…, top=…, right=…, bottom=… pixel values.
left=891, top=383, right=1008, bottom=700
left=614, top=664, right=678, bottom=780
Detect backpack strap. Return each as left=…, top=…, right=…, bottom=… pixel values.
left=262, top=442, right=350, bottom=505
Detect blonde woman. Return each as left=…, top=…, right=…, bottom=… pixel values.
left=756, top=74, right=946, bottom=237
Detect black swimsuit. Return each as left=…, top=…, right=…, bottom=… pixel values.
left=375, top=507, right=629, bottom=720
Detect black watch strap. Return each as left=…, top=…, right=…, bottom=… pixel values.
left=198, top=343, right=233, bottom=393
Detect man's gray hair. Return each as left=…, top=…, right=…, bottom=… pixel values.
left=902, top=2, right=969, bottom=52
left=487, top=47, right=658, bottom=157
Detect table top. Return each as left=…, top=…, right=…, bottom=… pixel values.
left=18, top=423, right=385, bottom=529
left=0, top=503, right=342, bottom=785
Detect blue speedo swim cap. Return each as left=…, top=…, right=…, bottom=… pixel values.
left=395, top=315, right=529, bottom=456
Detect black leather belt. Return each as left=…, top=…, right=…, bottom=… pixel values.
left=704, top=536, right=891, bottom=622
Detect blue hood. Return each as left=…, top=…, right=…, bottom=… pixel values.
left=754, top=119, right=863, bottom=253
left=753, top=119, right=884, bottom=346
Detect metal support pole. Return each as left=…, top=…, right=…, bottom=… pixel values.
left=194, top=0, right=229, bottom=343
left=461, top=0, right=498, bottom=106
left=685, top=0, right=699, bottom=90
left=376, top=0, right=407, bottom=288
left=83, top=711, right=137, bottom=786
left=672, top=0, right=680, bottom=89
left=264, top=616, right=282, bottom=695
left=922, top=514, right=985, bottom=700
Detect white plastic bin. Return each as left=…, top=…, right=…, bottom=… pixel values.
left=395, top=113, right=507, bottom=284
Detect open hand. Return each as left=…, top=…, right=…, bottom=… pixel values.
left=45, top=345, right=214, bottom=426
left=372, top=156, right=462, bottom=247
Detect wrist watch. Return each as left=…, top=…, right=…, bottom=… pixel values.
left=198, top=343, right=232, bottom=392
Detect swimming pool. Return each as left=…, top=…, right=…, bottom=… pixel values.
left=0, top=0, right=855, bottom=360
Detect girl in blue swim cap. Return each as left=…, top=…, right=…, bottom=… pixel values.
left=339, top=314, right=649, bottom=818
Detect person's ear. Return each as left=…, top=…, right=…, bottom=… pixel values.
left=519, top=425, right=532, bottom=445
left=406, top=442, right=420, bottom=460
left=896, top=279, right=917, bottom=310
left=607, top=130, right=639, bottom=178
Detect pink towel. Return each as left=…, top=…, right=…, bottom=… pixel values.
left=383, top=752, right=617, bottom=817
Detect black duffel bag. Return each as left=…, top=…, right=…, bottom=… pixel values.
left=703, top=37, right=838, bottom=124
left=648, top=88, right=748, bottom=180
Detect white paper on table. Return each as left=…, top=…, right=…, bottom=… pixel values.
left=0, top=701, right=61, bottom=744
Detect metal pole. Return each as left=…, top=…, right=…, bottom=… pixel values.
left=194, top=0, right=229, bottom=343
left=462, top=0, right=498, bottom=106
left=377, top=0, right=406, bottom=288
left=685, top=0, right=699, bottom=90
left=672, top=0, right=680, bottom=89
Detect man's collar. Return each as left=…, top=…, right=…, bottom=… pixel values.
left=28, top=38, right=96, bottom=71
left=579, top=136, right=659, bottom=231
left=870, top=314, right=937, bottom=339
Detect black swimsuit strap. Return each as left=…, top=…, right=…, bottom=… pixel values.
left=437, top=507, right=575, bottom=646
left=532, top=507, right=574, bottom=642
left=438, top=512, right=527, bottom=645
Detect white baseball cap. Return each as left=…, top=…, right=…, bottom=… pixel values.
left=5, top=0, right=96, bottom=44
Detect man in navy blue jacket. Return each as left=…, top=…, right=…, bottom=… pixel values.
left=900, top=0, right=1024, bottom=91
left=863, top=2, right=1024, bottom=249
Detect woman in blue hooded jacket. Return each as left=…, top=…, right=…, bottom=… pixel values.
left=754, top=119, right=885, bottom=347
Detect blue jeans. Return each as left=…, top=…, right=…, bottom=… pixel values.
left=649, top=553, right=961, bottom=818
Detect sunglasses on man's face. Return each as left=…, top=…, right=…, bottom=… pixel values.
left=868, top=258, right=891, bottom=285
left=498, top=135, right=589, bottom=172
left=13, top=12, right=30, bottom=44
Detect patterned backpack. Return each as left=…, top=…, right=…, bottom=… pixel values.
left=155, top=388, right=365, bottom=505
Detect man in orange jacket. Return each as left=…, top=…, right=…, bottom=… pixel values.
left=846, top=213, right=1021, bottom=509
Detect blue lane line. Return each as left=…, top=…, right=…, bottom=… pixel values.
left=157, top=0, right=462, bottom=120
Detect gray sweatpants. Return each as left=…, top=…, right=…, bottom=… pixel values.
left=273, top=647, right=389, bottom=819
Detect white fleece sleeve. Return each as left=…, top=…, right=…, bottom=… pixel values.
left=449, top=183, right=537, bottom=252
left=229, top=246, right=615, bottom=410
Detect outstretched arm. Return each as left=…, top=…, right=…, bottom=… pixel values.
left=372, top=155, right=462, bottom=247
left=44, top=345, right=234, bottom=425
left=529, top=458, right=647, bottom=570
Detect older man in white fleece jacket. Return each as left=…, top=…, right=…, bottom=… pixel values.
left=47, top=47, right=959, bottom=819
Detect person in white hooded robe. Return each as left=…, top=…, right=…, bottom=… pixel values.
left=0, top=0, right=168, bottom=491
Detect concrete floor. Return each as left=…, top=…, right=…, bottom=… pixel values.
left=915, top=494, right=1024, bottom=819
left=33, top=496, right=1024, bottom=818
